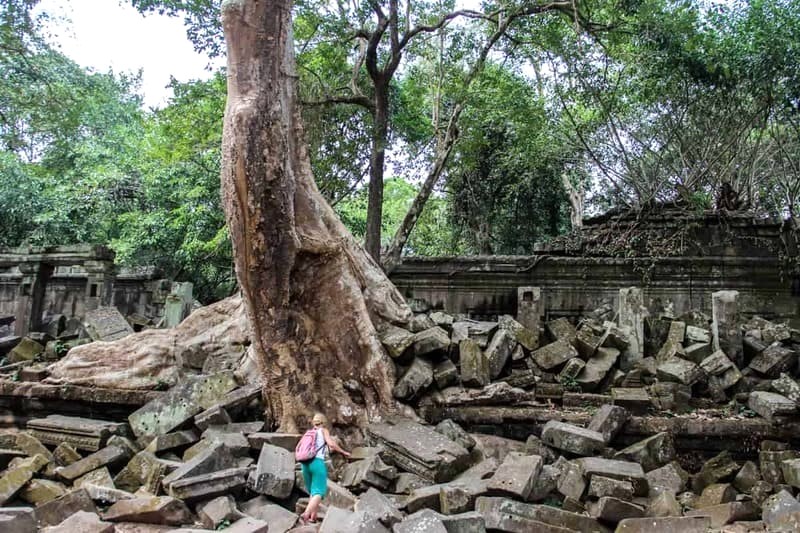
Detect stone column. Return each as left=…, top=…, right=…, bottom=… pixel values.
left=517, top=287, right=542, bottom=343
left=164, top=282, right=194, bottom=328
left=712, top=290, right=743, bottom=367
left=618, top=287, right=645, bottom=370
left=14, top=262, right=54, bottom=336
left=83, top=260, right=115, bottom=312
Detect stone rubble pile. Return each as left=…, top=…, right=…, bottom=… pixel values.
left=381, top=289, right=800, bottom=423
left=0, top=369, right=798, bottom=531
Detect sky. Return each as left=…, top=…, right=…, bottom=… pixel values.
left=34, top=0, right=220, bottom=109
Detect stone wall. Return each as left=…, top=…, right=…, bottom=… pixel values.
left=391, top=211, right=800, bottom=323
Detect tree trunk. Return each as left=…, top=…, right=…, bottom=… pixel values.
left=561, top=172, right=584, bottom=230
left=364, top=85, right=390, bottom=263
left=220, top=0, right=411, bottom=434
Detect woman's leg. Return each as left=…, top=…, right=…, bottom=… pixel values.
left=307, top=458, right=328, bottom=521
left=300, top=462, right=313, bottom=520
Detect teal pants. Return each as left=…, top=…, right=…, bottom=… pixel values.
left=301, top=457, right=328, bottom=498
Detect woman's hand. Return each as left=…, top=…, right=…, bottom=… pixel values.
left=341, top=450, right=352, bottom=458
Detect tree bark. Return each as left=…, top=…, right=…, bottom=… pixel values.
left=220, top=0, right=411, bottom=433
left=365, top=84, right=390, bottom=262
left=561, top=172, right=584, bottom=230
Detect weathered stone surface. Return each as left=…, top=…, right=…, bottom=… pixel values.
left=413, top=327, right=451, bottom=357
left=590, top=496, right=645, bottom=524
left=557, top=460, right=587, bottom=500
left=317, top=506, right=390, bottom=533
left=588, top=475, right=634, bottom=500
left=53, top=442, right=81, bottom=466
left=8, top=337, right=44, bottom=363
left=162, top=442, right=238, bottom=487
left=393, top=358, right=434, bottom=401
left=246, top=432, right=300, bottom=452
left=532, top=339, right=577, bottom=371
left=452, top=321, right=497, bottom=348
left=748, top=391, right=796, bottom=421
left=577, top=347, right=620, bottom=390
left=575, top=457, right=648, bottom=496
left=546, top=318, right=577, bottom=344
left=410, top=314, right=437, bottom=333
left=686, top=325, right=710, bottom=344
left=57, top=445, right=129, bottom=481
left=40, top=510, right=113, bottom=533
left=587, top=404, right=629, bottom=444
left=485, top=328, right=515, bottom=379
left=378, top=324, right=415, bottom=358
left=476, top=496, right=611, bottom=533
left=760, top=449, right=797, bottom=485
left=712, top=290, right=743, bottom=367
left=761, top=489, right=800, bottom=528
left=144, top=430, right=199, bottom=454
left=575, top=327, right=603, bottom=359
left=239, top=496, right=298, bottom=532
left=440, top=485, right=478, bottom=515
left=434, top=359, right=459, bottom=389
left=104, top=496, right=192, bottom=526
left=780, top=458, right=800, bottom=489
left=695, top=483, right=737, bottom=508
left=615, top=432, right=675, bottom=472
left=749, top=344, right=797, bottom=378
left=657, top=357, right=703, bottom=385
left=435, top=420, right=476, bottom=451
left=367, top=418, right=471, bottom=483
left=36, top=488, right=97, bottom=528
left=772, top=373, right=800, bottom=405
left=114, top=451, right=175, bottom=493
left=618, top=288, right=645, bottom=369
left=611, top=387, right=651, bottom=413
left=0, top=507, right=36, bottom=533
left=20, top=478, right=68, bottom=505
left=459, top=339, right=489, bottom=388
left=340, top=454, right=396, bottom=492
left=0, top=453, right=48, bottom=504
left=355, top=487, right=403, bottom=526
left=168, top=467, right=248, bottom=502
left=655, top=321, right=685, bottom=362
left=686, top=501, right=759, bottom=528
left=486, top=452, right=542, bottom=501
left=74, top=467, right=114, bottom=489
left=128, top=372, right=238, bottom=437
left=194, top=405, right=232, bottom=430
left=646, top=462, right=688, bottom=497
left=499, top=314, right=538, bottom=352
left=683, top=342, right=713, bottom=364
left=83, top=306, right=134, bottom=341
left=615, top=516, right=711, bottom=532
left=435, top=382, right=532, bottom=407
left=733, top=460, right=760, bottom=493
left=27, top=415, right=127, bottom=452
left=394, top=510, right=447, bottom=533
left=559, top=357, right=585, bottom=382
left=693, top=451, right=739, bottom=493
left=83, top=483, right=136, bottom=504
left=247, top=443, right=294, bottom=498
left=393, top=472, right=432, bottom=494
left=699, top=350, right=734, bottom=376
left=646, top=492, right=681, bottom=518
left=541, top=420, right=606, bottom=456
left=708, top=365, right=742, bottom=392
left=196, top=495, right=242, bottom=529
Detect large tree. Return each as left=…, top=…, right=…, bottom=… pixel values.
left=220, top=0, right=411, bottom=432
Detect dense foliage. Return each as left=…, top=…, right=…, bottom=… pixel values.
left=1, top=0, right=799, bottom=299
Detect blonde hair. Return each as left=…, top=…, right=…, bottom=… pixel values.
left=312, top=413, right=327, bottom=426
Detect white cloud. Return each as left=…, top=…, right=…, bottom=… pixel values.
left=34, top=0, right=222, bottom=108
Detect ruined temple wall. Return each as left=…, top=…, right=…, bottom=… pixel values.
left=390, top=255, right=800, bottom=323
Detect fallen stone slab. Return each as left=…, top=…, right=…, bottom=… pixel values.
left=246, top=431, right=301, bottom=452
left=459, top=339, right=490, bottom=388
left=239, top=496, right=298, bottom=532
left=317, top=506, right=390, bottom=533
left=354, top=487, right=403, bottom=527
left=646, top=462, right=688, bottom=497
left=82, top=483, right=136, bottom=504
left=692, top=450, right=739, bottom=493
left=128, top=372, right=238, bottom=438
left=589, top=496, right=645, bottom=524
left=103, top=496, right=193, bottom=526
left=475, top=496, right=611, bottom=533
left=577, top=347, right=620, bottom=390
left=144, top=430, right=199, bottom=453
left=485, top=328, right=516, bottom=379
left=197, top=495, right=243, bottom=529
left=367, top=418, right=471, bottom=482
left=248, top=443, right=295, bottom=498
left=614, top=432, right=675, bottom=472
left=83, top=306, right=134, bottom=341
left=434, top=359, right=459, bottom=389
left=588, top=475, right=634, bottom=500
left=532, top=339, right=577, bottom=371
left=587, top=404, right=629, bottom=444
left=0, top=507, right=36, bottom=533
left=435, top=419, right=476, bottom=451
left=0, top=453, right=48, bottom=504
left=194, top=405, right=232, bottom=430
left=114, top=450, right=177, bottom=493
left=394, top=510, right=447, bottom=533
left=161, top=441, right=239, bottom=488
left=35, top=488, right=98, bottom=528
left=546, top=318, right=577, bottom=344
left=694, top=482, right=737, bottom=508
left=486, top=452, right=542, bottom=501
left=167, top=467, right=249, bottom=502
left=340, top=454, right=397, bottom=492
left=413, top=327, right=451, bottom=357
left=57, top=445, right=129, bottom=482
left=761, top=489, right=800, bottom=528
left=378, top=323, right=415, bottom=358
left=685, top=501, right=759, bottom=528
left=748, top=391, right=796, bottom=421
left=749, top=344, right=797, bottom=378
left=541, top=420, right=605, bottom=456
left=615, top=516, right=711, bottom=532
left=656, top=357, right=704, bottom=386
left=772, top=373, right=800, bottom=405
left=411, top=509, right=486, bottom=533
left=557, top=460, right=587, bottom=500
left=20, top=478, right=68, bottom=505
left=393, top=357, right=434, bottom=401
left=499, top=315, right=539, bottom=352
left=27, top=415, right=128, bottom=452
left=8, top=337, right=44, bottom=363
left=575, top=457, right=648, bottom=496
left=74, top=466, right=115, bottom=489
left=41, top=511, right=114, bottom=533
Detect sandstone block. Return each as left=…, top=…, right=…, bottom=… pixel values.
left=541, top=420, right=605, bottom=456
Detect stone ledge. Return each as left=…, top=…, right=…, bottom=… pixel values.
left=0, top=380, right=162, bottom=405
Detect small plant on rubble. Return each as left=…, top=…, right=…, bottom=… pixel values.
left=560, top=376, right=582, bottom=392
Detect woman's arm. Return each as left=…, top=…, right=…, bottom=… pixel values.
left=322, top=428, right=351, bottom=457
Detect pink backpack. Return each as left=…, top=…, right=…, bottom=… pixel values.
left=295, top=429, right=325, bottom=463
